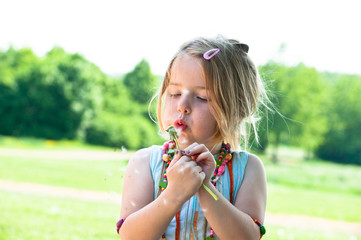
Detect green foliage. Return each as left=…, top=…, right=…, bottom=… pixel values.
left=85, top=112, right=163, bottom=149
left=0, top=47, right=38, bottom=86
left=258, top=62, right=328, bottom=159
left=0, top=47, right=106, bottom=140
left=0, top=69, right=81, bottom=139
left=83, top=62, right=163, bottom=149
left=123, top=59, right=156, bottom=104
left=2, top=46, right=361, bottom=158
left=316, top=75, right=361, bottom=164
left=99, top=78, right=132, bottom=115
left=43, top=48, right=106, bottom=135
left=258, top=62, right=361, bottom=164
left=0, top=47, right=163, bottom=149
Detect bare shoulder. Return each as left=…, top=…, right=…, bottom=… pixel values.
left=129, top=147, right=152, bottom=163
left=120, top=147, right=154, bottom=218
left=235, top=152, right=267, bottom=222
left=243, top=153, right=267, bottom=193
left=245, top=153, right=266, bottom=178
left=123, top=147, right=154, bottom=184
left=129, top=148, right=152, bottom=165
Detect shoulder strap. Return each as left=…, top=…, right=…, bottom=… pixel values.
left=226, top=154, right=234, bottom=204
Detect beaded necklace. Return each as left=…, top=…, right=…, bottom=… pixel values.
left=159, top=140, right=177, bottom=191
left=158, top=140, right=232, bottom=239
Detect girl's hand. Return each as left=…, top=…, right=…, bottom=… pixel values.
left=183, top=143, right=216, bottom=183
left=166, top=150, right=205, bottom=202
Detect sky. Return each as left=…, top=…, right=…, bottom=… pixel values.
left=1, top=0, right=360, bottom=76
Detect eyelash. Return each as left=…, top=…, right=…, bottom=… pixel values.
left=197, top=96, right=208, bottom=101
left=169, top=93, right=207, bottom=102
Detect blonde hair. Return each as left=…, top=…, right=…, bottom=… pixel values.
left=156, top=36, right=269, bottom=150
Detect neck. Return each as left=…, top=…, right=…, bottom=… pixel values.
left=209, top=141, right=223, bottom=155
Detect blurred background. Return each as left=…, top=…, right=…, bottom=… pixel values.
left=0, top=0, right=360, bottom=239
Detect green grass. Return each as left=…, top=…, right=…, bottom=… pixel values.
left=264, top=159, right=361, bottom=195
left=263, top=224, right=360, bottom=240
left=1, top=137, right=361, bottom=239
left=0, top=155, right=127, bottom=192
left=0, top=191, right=120, bottom=240
left=267, top=183, right=361, bottom=222
left=1, top=190, right=359, bottom=240
left=0, top=135, right=112, bottom=150
left=260, top=147, right=361, bottom=223
left=2, top=151, right=359, bottom=223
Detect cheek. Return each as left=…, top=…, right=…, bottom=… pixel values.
left=161, top=100, right=174, bottom=126
left=202, top=107, right=218, bottom=130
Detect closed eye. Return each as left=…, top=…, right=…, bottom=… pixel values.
left=197, top=96, right=208, bottom=101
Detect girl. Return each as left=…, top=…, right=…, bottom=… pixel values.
left=117, top=36, right=267, bottom=240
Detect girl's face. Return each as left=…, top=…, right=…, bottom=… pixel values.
left=162, top=54, right=220, bottom=151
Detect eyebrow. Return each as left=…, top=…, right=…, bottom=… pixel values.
left=169, top=82, right=206, bottom=90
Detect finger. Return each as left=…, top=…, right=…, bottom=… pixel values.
left=187, top=144, right=209, bottom=156
left=194, top=165, right=203, bottom=173
left=170, top=154, right=193, bottom=171
left=195, top=151, right=214, bottom=164
left=183, top=157, right=197, bottom=167
left=182, top=142, right=199, bottom=154
left=168, top=149, right=182, bottom=168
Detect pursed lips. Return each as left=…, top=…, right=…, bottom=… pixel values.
left=174, top=119, right=187, bottom=131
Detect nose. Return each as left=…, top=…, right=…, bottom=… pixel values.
left=177, top=95, right=191, bottom=114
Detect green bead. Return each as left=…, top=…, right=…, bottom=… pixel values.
left=260, top=226, right=266, bottom=235
left=206, top=237, right=214, bottom=240
left=159, top=181, right=167, bottom=189
left=168, top=149, right=175, bottom=155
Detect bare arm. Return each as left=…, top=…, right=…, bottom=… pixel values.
left=196, top=153, right=267, bottom=240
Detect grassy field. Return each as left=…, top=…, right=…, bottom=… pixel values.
left=1, top=136, right=361, bottom=239
left=0, top=135, right=111, bottom=150
left=0, top=191, right=119, bottom=240
left=263, top=158, right=361, bottom=223
left=0, top=155, right=127, bottom=192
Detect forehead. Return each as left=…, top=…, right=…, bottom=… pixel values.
left=169, top=55, right=206, bottom=87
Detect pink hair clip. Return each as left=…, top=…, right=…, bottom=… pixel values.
left=203, top=48, right=220, bottom=60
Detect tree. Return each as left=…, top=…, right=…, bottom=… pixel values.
left=0, top=66, right=82, bottom=139
left=0, top=47, right=38, bottom=86
left=123, top=59, right=156, bottom=104
left=84, top=68, right=163, bottom=150
left=316, top=75, right=361, bottom=165
left=0, top=47, right=163, bottom=149
left=259, top=62, right=328, bottom=161
left=0, top=47, right=107, bottom=140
